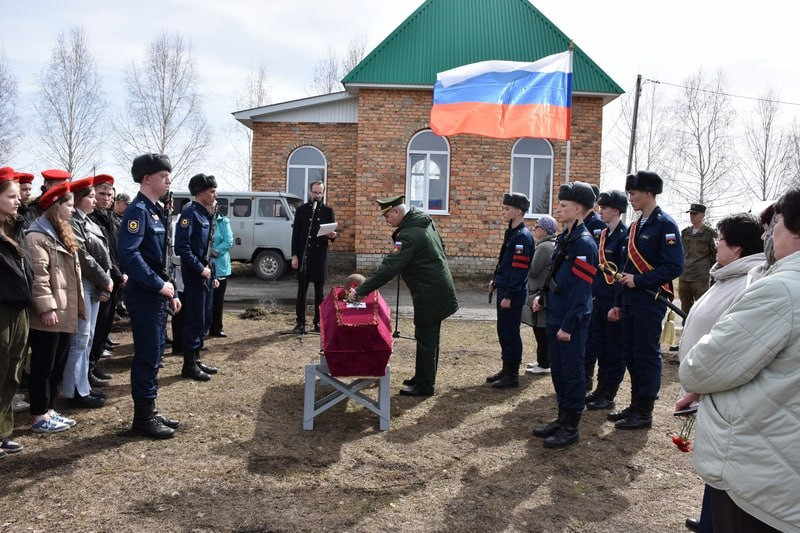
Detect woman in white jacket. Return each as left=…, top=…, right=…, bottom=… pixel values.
left=679, top=188, right=800, bottom=532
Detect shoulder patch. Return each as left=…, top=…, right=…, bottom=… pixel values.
left=127, top=220, right=140, bottom=234
left=392, top=241, right=402, bottom=253
left=665, top=233, right=677, bottom=245
left=180, top=217, right=190, bottom=228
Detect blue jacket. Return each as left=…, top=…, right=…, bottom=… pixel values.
left=619, top=206, right=684, bottom=305
left=595, top=221, right=628, bottom=307
left=118, top=192, right=168, bottom=293
left=212, top=212, right=233, bottom=278
left=584, top=211, right=608, bottom=295
left=544, top=223, right=599, bottom=334
left=493, top=221, right=534, bottom=300
left=175, top=201, right=214, bottom=279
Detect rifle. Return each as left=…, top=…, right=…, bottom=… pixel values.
left=599, top=260, right=687, bottom=319
left=537, top=220, right=579, bottom=308
left=162, top=191, right=176, bottom=315
left=203, top=202, right=217, bottom=291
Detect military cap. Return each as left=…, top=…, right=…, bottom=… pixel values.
left=70, top=176, right=95, bottom=193
left=625, top=170, right=663, bottom=195
left=14, top=172, right=34, bottom=184
left=92, top=174, right=114, bottom=187
left=115, top=193, right=131, bottom=203
left=558, top=181, right=596, bottom=210
left=188, top=173, right=217, bottom=195
left=597, top=190, right=628, bottom=213
left=41, top=169, right=71, bottom=182
left=39, top=182, right=71, bottom=210
left=503, top=192, right=530, bottom=212
left=377, top=195, right=405, bottom=215
left=131, top=153, right=172, bottom=183
left=0, top=166, right=15, bottom=183
left=687, top=203, right=706, bottom=214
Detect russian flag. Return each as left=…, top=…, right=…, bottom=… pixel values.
left=430, top=51, right=573, bottom=140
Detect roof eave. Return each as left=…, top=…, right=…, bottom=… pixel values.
left=232, top=91, right=356, bottom=127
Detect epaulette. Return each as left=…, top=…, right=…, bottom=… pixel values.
left=133, top=201, right=146, bottom=211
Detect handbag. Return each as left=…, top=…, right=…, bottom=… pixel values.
left=521, top=292, right=536, bottom=327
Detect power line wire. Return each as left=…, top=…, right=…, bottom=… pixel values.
left=644, top=79, right=800, bottom=107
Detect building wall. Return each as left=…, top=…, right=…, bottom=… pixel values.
left=249, top=90, right=605, bottom=277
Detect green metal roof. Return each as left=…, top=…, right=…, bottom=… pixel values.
left=342, top=0, right=623, bottom=96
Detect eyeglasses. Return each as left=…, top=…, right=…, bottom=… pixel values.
left=533, top=225, right=542, bottom=230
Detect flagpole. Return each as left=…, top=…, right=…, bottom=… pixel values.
left=564, top=44, right=574, bottom=183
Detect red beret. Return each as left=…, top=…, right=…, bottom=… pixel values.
left=70, top=176, right=95, bottom=192
left=15, top=172, right=34, bottom=184
left=39, top=182, right=71, bottom=210
left=92, top=174, right=114, bottom=186
left=41, top=169, right=71, bottom=182
left=0, top=166, right=15, bottom=183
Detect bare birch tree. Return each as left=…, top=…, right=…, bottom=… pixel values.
left=667, top=69, right=737, bottom=209
left=223, top=61, right=270, bottom=189
left=786, top=120, right=800, bottom=188
left=34, top=27, right=106, bottom=174
left=307, top=33, right=368, bottom=95
left=113, top=32, right=211, bottom=186
left=741, top=89, right=789, bottom=201
left=0, top=49, right=19, bottom=161
left=341, top=32, right=368, bottom=74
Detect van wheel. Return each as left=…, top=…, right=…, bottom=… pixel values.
left=253, top=250, right=285, bottom=281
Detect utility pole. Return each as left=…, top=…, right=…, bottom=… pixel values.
left=626, top=74, right=642, bottom=174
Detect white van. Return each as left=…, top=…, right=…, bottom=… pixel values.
left=173, top=191, right=303, bottom=280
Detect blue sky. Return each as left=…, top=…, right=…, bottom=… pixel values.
left=2, top=0, right=799, bottom=213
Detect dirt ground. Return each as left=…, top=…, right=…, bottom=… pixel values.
left=1, top=309, right=702, bottom=532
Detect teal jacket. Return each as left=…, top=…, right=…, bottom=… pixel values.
left=356, top=207, right=458, bottom=326
left=212, top=213, right=233, bottom=277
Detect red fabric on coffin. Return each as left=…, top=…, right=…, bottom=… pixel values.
left=319, top=287, right=393, bottom=377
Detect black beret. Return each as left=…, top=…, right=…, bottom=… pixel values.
left=625, top=170, right=663, bottom=195
left=503, top=192, right=530, bottom=212
left=597, top=190, right=628, bottom=212
left=188, top=173, right=218, bottom=195
left=558, top=182, right=595, bottom=210
left=131, top=153, right=172, bottom=183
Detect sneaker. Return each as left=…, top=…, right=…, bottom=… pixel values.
left=49, top=410, right=77, bottom=427
left=526, top=364, right=551, bottom=375
left=12, top=393, right=29, bottom=414
left=1, top=438, right=23, bottom=453
left=31, top=418, right=70, bottom=433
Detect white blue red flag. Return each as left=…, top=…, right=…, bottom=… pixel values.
left=430, top=51, right=573, bottom=140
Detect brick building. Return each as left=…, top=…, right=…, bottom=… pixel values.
left=234, top=0, right=623, bottom=276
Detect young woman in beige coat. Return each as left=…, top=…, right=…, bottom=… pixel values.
left=24, top=183, right=85, bottom=433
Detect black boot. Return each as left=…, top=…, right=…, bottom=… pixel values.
left=153, top=402, right=180, bottom=429
left=532, top=406, right=565, bottom=438
left=607, top=394, right=635, bottom=422
left=181, top=350, right=211, bottom=381
left=197, top=361, right=218, bottom=374
left=543, top=409, right=581, bottom=448
left=614, top=397, right=654, bottom=430
left=586, top=384, right=619, bottom=411
left=486, top=367, right=505, bottom=383
left=131, top=399, right=175, bottom=439
left=492, top=362, right=519, bottom=389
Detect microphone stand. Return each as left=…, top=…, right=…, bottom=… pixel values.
left=391, top=274, right=415, bottom=341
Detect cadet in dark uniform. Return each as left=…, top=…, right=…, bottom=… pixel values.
left=290, top=180, right=336, bottom=333
left=118, top=153, right=181, bottom=439
left=486, top=193, right=534, bottom=389
left=531, top=182, right=598, bottom=448
left=582, top=185, right=607, bottom=392
left=348, top=195, right=458, bottom=397
left=174, top=174, right=219, bottom=382
left=584, top=190, right=628, bottom=410
left=608, top=171, right=684, bottom=430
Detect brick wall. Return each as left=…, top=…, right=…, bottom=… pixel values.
left=249, top=91, right=604, bottom=277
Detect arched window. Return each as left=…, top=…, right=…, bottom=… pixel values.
left=406, top=130, right=450, bottom=214
left=287, top=146, right=326, bottom=201
left=511, top=138, right=553, bottom=216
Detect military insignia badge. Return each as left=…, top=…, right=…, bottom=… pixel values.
left=393, top=241, right=402, bottom=253
left=127, top=220, right=140, bottom=233
left=593, top=229, right=602, bottom=237
left=665, top=233, right=676, bottom=245
left=180, top=217, right=190, bottom=228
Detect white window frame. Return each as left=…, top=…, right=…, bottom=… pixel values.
left=406, top=130, right=450, bottom=215
left=286, top=146, right=327, bottom=202
left=510, top=138, right=554, bottom=217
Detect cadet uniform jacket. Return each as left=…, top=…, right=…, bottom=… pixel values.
left=493, top=221, right=534, bottom=300
left=595, top=221, right=628, bottom=308
left=544, top=223, right=598, bottom=335
left=175, top=201, right=214, bottom=279
left=618, top=206, right=684, bottom=305
left=118, top=193, right=168, bottom=293
left=680, top=224, right=717, bottom=282
left=291, top=202, right=335, bottom=283
left=356, top=207, right=458, bottom=327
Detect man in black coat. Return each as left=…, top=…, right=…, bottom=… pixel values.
left=291, top=180, right=336, bottom=333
